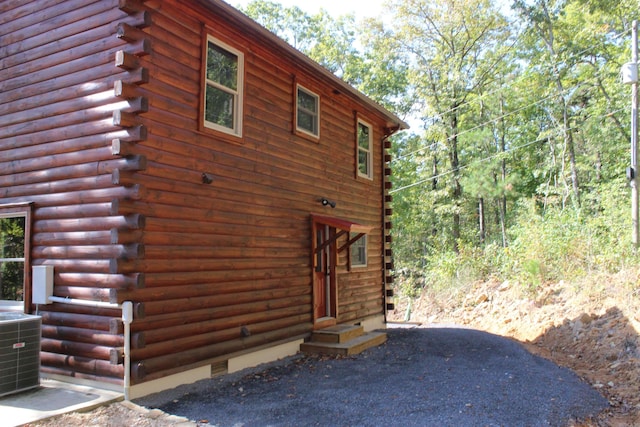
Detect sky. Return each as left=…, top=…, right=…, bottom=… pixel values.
left=231, top=0, right=387, bottom=19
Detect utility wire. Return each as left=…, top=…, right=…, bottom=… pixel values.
left=390, top=107, right=626, bottom=194
left=394, top=27, right=632, bottom=162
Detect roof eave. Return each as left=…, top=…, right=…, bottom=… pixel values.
left=197, top=0, right=409, bottom=131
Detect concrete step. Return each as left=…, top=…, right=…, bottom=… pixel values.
left=300, top=330, right=387, bottom=356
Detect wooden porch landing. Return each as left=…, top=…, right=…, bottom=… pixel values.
left=300, top=325, right=387, bottom=356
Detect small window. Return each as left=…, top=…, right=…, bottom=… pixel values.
left=204, top=35, right=244, bottom=136
left=350, top=234, right=367, bottom=267
left=296, top=85, right=320, bottom=137
left=357, top=119, right=373, bottom=179
left=1, top=215, right=26, bottom=305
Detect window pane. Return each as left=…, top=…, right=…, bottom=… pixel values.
left=0, top=262, right=24, bottom=301
left=350, top=234, right=367, bottom=266
left=207, top=42, right=237, bottom=90
left=206, top=85, right=235, bottom=129
left=1, top=217, right=25, bottom=302
left=358, top=123, right=370, bottom=149
left=297, top=111, right=316, bottom=134
left=358, top=150, right=369, bottom=175
left=298, top=89, right=317, bottom=113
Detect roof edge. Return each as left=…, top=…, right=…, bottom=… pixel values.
left=197, top=0, right=409, bottom=131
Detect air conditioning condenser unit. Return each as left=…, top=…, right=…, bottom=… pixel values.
left=0, top=312, right=41, bottom=397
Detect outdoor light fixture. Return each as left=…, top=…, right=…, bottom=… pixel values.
left=201, top=172, right=214, bottom=184
left=321, top=198, right=336, bottom=208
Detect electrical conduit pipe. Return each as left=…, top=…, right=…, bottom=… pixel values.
left=46, top=296, right=133, bottom=400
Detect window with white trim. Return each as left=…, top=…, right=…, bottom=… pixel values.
left=296, top=85, right=319, bottom=137
left=350, top=234, right=367, bottom=267
left=204, top=35, right=244, bottom=136
left=0, top=215, right=26, bottom=305
left=357, top=119, right=373, bottom=179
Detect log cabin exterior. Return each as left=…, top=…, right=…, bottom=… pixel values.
left=0, top=0, right=406, bottom=397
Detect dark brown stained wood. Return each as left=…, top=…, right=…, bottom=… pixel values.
left=33, top=214, right=144, bottom=233
left=122, top=37, right=152, bottom=58
left=38, top=311, right=117, bottom=331
left=138, top=304, right=310, bottom=346
left=2, top=149, right=118, bottom=176
left=114, top=80, right=140, bottom=99
left=5, top=185, right=145, bottom=206
left=118, top=0, right=144, bottom=14
left=56, top=272, right=143, bottom=290
left=111, top=139, right=136, bottom=156
left=0, top=0, right=399, bottom=387
left=133, top=285, right=310, bottom=317
left=2, top=175, right=115, bottom=199
left=33, top=259, right=111, bottom=274
left=41, top=352, right=123, bottom=378
left=2, top=49, right=148, bottom=108
left=1, top=106, right=119, bottom=141
left=34, top=203, right=112, bottom=220
left=1, top=1, right=118, bottom=48
left=53, top=286, right=115, bottom=302
left=1, top=185, right=145, bottom=209
left=41, top=325, right=124, bottom=347
left=41, top=364, right=123, bottom=387
left=130, top=292, right=309, bottom=332
left=116, top=22, right=146, bottom=42
left=33, top=243, right=143, bottom=260
left=109, top=256, right=307, bottom=275
left=40, top=303, right=123, bottom=319
left=110, top=229, right=144, bottom=245
left=115, top=50, right=140, bottom=70
left=41, top=338, right=114, bottom=360
left=0, top=0, right=68, bottom=26
left=34, top=230, right=113, bottom=246
left=2, top=157, right=145, bottom=188
left=132, top=318, right=311, bottom=381
left=113, top=110, right=141, bottom=127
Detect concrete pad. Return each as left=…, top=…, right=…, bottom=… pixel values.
left=0, top=378, right=122, bottom=427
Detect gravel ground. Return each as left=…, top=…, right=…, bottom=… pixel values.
left=135, top=326, right=608, bottom=427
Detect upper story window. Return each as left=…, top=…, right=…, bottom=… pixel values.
left=296, top=85, right=320, bottom=138
left=357, top=119, right=373, bottom=180
left=204, top=35, right=244, bottom=137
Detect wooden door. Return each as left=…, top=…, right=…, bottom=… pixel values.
left=312, top=223, right=337, bottom=327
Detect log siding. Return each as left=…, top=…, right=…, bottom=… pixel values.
left=0, top=0, right=404, bottom=387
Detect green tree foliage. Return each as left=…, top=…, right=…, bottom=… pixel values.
left=0, top=217, right=25, bottom=301
left=390, top=0, right=513, bottom=253
left=240, top=0, right=640, bottom=297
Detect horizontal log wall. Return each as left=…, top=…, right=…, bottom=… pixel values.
left=0, top=0, right=149, bottom=384
left=110, top=0, right=392, bottom=383
left=1, top=0, right=395, bottom=386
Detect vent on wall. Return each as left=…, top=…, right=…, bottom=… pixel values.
left=0, top=313, right=41, bottom=397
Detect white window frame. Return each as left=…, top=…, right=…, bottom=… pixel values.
left=203, top=35, right=244, bottom=137
left=296, top=85, right=320, bottom=138
left=0, top=212, right=27, bottom=311
left=350, top=234, right=367, bottom=267
left=357, top=119, right=373, bottom=180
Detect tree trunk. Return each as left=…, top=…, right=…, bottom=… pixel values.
left=449, top=107, right=461, bottom=253
left=478, top=196, right=485, bottom=244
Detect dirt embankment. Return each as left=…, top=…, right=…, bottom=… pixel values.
left=388, top=275, right=640, bottom=426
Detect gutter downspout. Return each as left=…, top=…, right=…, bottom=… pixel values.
left=47, top=296, right=133, bottom=400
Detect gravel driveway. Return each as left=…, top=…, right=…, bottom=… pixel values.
left=136, top=326, right=608, bottom=426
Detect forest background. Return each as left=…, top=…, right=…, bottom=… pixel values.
left=239, top=0, right=639, bottom=304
